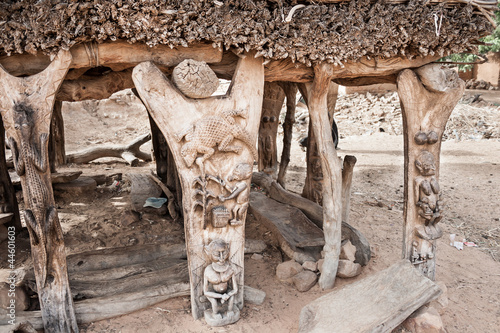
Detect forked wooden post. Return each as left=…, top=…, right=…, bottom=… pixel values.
left=397, top=64, right=464, bottom=280
left=132, top=53, right=264, bottom=325
left=0, top=51, right=78, bottom=332
left=258, top=81, right=285, bottom=177
left=300, top=81, right=339, bottom=205
left=305, top=64, right=343, bottom=290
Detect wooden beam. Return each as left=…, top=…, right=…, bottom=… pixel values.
left=1, top=43, right=439, bottom=84
left=0, top=41, right=223, bottom=76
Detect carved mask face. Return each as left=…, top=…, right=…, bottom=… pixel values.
left=415, top=151, right=436, bottom=176
left=205, top=239, right=230, bottom=264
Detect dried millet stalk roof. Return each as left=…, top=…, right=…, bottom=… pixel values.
left=0, top=0, right=494, bottom=66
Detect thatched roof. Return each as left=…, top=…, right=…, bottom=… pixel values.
left=0, top=0, right=496, bottom=66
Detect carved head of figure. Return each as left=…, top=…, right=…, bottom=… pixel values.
left=205, top=239, right=230, bottom=267
left=13, top=102, right=34, bottom=138
left=180, top=144, right=197, bottom=167
left=228, top=163, right=252, bottom=182
left=415, top=151, right=436, bottom=176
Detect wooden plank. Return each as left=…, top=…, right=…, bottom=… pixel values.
left=298, top=260, right=442, bottom=333
left=249, top=192, right=323, bottom=262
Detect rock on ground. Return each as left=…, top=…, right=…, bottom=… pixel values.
left=292, top=270, right=318, bottom=292
left=336, top=259, right=362, bottom=278
left=276, top=260, right=303, bottom=281
left=403, top=306, right=445, bottom=333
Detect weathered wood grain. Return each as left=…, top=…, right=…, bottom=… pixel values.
left=298, top=260, right=442, bottom=333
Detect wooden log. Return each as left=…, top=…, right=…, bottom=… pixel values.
left=277, top=82, right=298, bottom=187
left=258, top=82, right=285, bottom=177
left=251, top=172, right=370, bottom=266
left=66, top=133, right=151, bottom=166
left=298, top=259, right=442, bottom=333
left=133, top=53, right=264, bottom=323
left=48, top=100, right=66, bottom=172
left=341, top=155, right=357, bottom=224
left=172, top=59, right=219, bottom=99
left=397, top=64, right=464, bottom=280
left=305, top=63, right=343, bottom=290
left=248, top=192, right=323, bottom=263
left=56, top=69, right=134, bottom=102
left=0, top=117, right=21, bottom=231
left=0, top=41, right=223, bottom=76
left=0, top=50, right=78, bottom=332
left=0, top=44, right=439, bottom=83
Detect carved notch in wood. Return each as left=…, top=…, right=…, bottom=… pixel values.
left=397, top=64, right=464, bottom=280
left=132, top=53, right=264, bottom=324
left=0, top=50, right=78, bottom=332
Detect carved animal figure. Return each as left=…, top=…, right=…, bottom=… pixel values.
left=176, top=109, right=258, bottom=168
left=9, top=102, right=56, bottom=287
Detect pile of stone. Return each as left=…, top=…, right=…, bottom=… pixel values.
left=275, top=240, right=362, bottom=292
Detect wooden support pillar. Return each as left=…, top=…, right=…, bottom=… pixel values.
left=49, top=100, right=66, bottom=173
left=277, top=82, right=298, bottom=188
left=148, top=112, right=183, bottom=213
left=258, top=81, right=285, bottom=177
left=0, top=51, right=78, bottom=332
left=132, top=54, right=264, bottom=325
left=305, top=65, right=343, bottom=290
left=0, top=117, right=22, bottom=231
left=397, top=64, right=464, bottom=280
left=300, top=82, right=339, bottom=205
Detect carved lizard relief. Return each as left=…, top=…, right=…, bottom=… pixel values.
left=8, top=102, right=59, bottom=287
left=175, top=109, right=258, bottom=168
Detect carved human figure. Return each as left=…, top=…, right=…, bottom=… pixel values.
left=214, top=163, right=252, bottom=226
left=414, top=151, right=442, bottom=238
left=203, top=239, right=238, bottom=323
left=0, top=183, right=10, bottom=213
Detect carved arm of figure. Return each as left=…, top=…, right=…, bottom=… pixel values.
left=8, top=137, right=25, bottom=176
left=219, top=182, right=247, bottom=202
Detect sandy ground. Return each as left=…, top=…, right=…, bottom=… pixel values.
left=1, top=89, right=499, bottom=332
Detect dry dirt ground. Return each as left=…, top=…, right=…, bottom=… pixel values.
left=1, top=88, right=499, bottom=332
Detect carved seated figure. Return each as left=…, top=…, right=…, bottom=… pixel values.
left=203, top=239, right=239, bottom=326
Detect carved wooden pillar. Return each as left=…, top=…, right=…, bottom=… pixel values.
left=0, top=117, right=22, bottom=231
left=0, top=51, right=78, bottom=332
left=397, top=64, right=464, bottom=280
left=300, top=82, right=339, bottom=205
left=305, top=65, right=343, bottom=290
left=277, top=82, right=298, bottom=188
left=258, top=81, right=285, bottom=177
left=133, top=54, right=264, bottom=325
left=49, top=100, right=66, bottom=173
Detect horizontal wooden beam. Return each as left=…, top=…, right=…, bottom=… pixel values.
left=0, top=40, right=223, bottom=76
